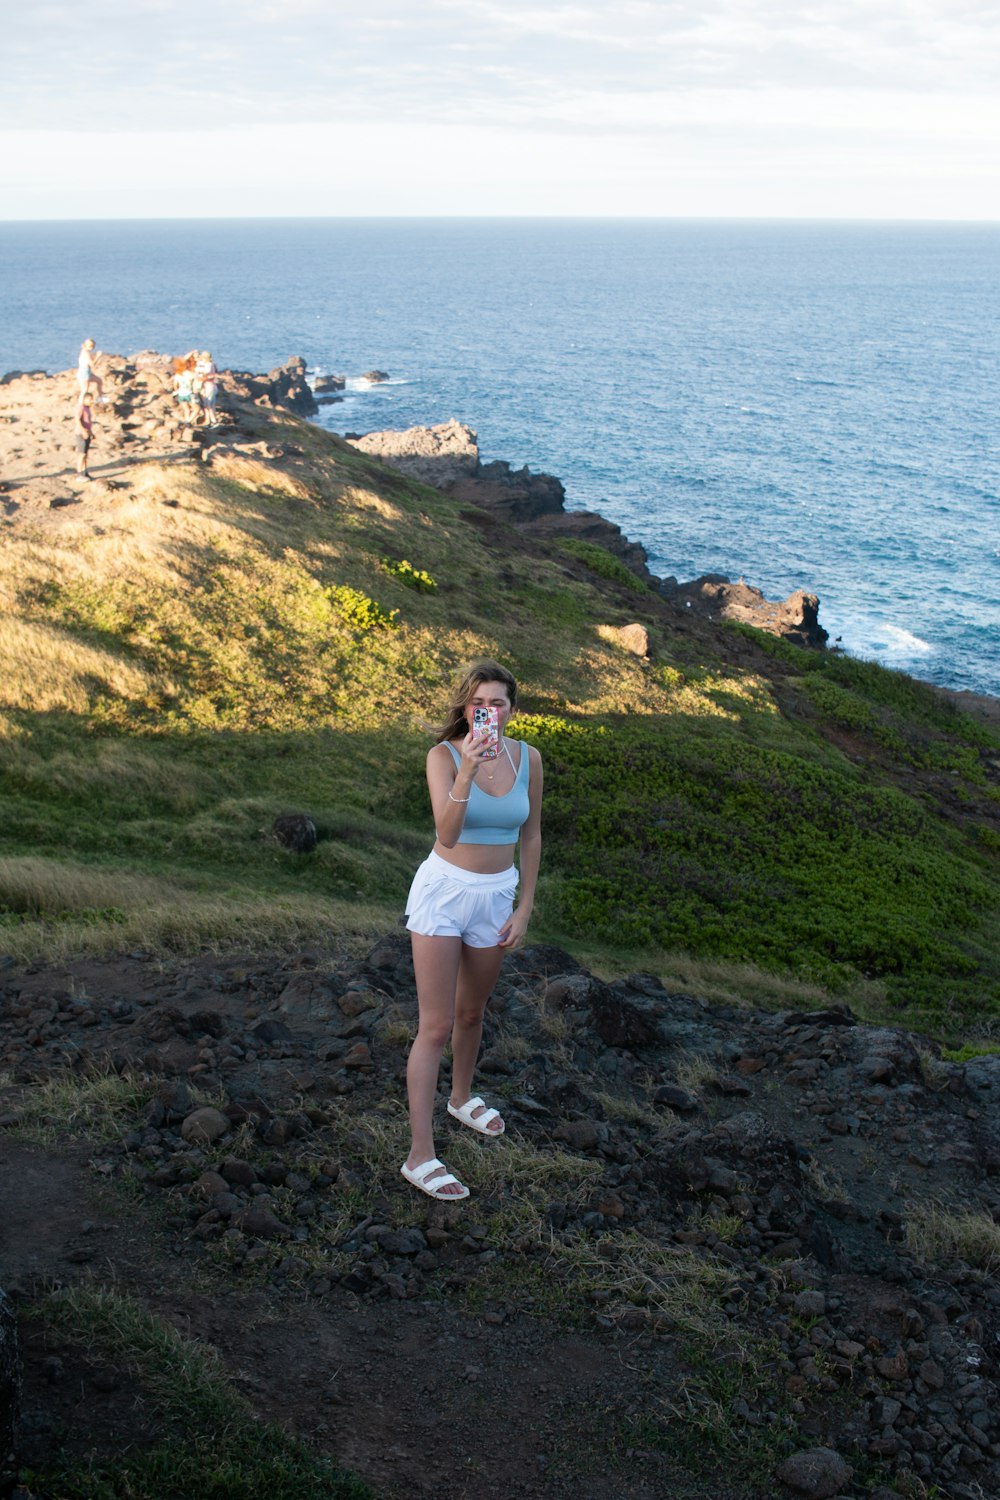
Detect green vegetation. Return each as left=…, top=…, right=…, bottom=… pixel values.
left=558, top=537, right=650, bottom=593
left=380, top=556, right=438, bottom=592
left=20, top=1287, right=372, bottom=1500
left=1, top=404, right=998, bottom=1039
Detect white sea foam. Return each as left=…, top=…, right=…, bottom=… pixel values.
left=344, top=375, right=410, bottom=391
left=832, top=618, right=936, bottom=666
left=882, top=625, right=934, bottom=655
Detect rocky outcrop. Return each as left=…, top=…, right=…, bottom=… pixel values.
left=344, top=420, right=828, bottom=646
left=345, top=418, right=567, bottom=521
left=346, top=418, right=479, bottom=488
left=659, top=574, right=829, bottom=649
left=223, top=356, right=317, bottom=417
left=344, top=420, right=654, bottom=580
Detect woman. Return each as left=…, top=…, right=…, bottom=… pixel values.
left=401, top=659, right=543, bottom=1201
left=172, top=364, right=195, bottom=423
left=197, top=352, right=219, bottom=427
left=77, top=338, right=104, bottom=401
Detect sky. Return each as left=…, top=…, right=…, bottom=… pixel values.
left=3, top=0, right=999, bottom=219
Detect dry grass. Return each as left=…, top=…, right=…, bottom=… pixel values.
left=372, top=1004, right=415, bottom=1050
left=904, top=1201, right=1000, bottom=1274
left=593, top=1088, right=665, bottom=1130
left=672, top=1049, right=719, bottom=1096
left=0, top=855, right=173, bottom=915
left=653, top=953, right=880, bottom=1015
left=484, top=1022, right=532, bottom=1066
left=339, top=485, right=404, bottom=522
left=0, top=617, right=157, bottom=714
left=206, top=454, right=312, bottom=499
left=9, top=1063, right=157, bottom=1146
left=0, top=866, right=397, bottom=962
left=555, top=1230, right=738, bottom=1339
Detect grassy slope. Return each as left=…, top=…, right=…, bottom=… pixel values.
left=1, top=404, right=998, bottom=1039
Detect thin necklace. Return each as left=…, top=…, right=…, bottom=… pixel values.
left=483, top=738, right=515, bottom=782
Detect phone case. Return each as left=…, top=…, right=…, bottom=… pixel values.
left=473, top=705, right=500, bottom=758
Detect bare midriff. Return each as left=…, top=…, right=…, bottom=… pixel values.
left=432, top=839, right=517, bottom=874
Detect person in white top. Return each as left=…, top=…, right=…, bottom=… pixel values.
left=77, top=339, right=104, bottom=400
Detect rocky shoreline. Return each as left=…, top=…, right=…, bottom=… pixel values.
left=341, top=416, right=829, bottom=650
left=5, top=352, right=998, bottom=699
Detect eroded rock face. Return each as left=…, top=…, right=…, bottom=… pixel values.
left=660, top=574, right=829, bottom=649
left=346, top=419, right=480, bottom=488
left=223, top=356, right=317, bottom=417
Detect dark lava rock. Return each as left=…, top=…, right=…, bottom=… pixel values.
left=776, top=1447, right=852, bottom=1497
left=271, top=813, right=318, bottom=853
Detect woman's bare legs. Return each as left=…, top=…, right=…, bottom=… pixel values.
left=406, top=933, right=464, bottom=1190
left=450, top=944, right=506, bottom=1131
left=406, top=936, right=506, bottom=1190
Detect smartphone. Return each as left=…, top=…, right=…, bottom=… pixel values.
left=472, top=705, right=500, bottom=759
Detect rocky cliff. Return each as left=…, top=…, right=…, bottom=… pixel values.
left=345, top=419, right=828, bottom=649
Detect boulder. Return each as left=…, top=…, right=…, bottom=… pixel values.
left=598, top=623, right=649, bottom=657
left=313, top=374, right=346, bottom=393
left=588, top=985, right=664, bottom=1050
left=271, top=813, right=318, bottom=853
left=776, top=1447, right=852, bottom=1498
left=361, top=370, right=390, bottom=383
left=180, top=1107, right=231, bottom=1145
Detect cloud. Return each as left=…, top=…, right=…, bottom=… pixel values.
left=2, top=1, right=998, bottom=217
left=6, top=0, right=999, bottom=129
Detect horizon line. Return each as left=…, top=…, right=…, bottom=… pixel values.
left=2, top=213, right=999, bottom=227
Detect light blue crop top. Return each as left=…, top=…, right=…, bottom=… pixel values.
left=444, top=740, right=531, bottom=845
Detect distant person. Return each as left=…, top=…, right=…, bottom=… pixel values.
left=77, top=338, right=104, bottom=401
left=74, top=393, right=94, bottom=480
left=196, top=352, right=219, bottom=427
left=400, top=659, right=543, bottom=1201
left=172, top=364, right=196, bottom=424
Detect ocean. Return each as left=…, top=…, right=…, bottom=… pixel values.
left=2, top=218, right=998, bottom=696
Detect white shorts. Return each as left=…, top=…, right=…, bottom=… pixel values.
left=406, top=849, right=518, bottom=948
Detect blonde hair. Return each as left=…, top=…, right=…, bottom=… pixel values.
left=435, top=658, right=518, bottom=743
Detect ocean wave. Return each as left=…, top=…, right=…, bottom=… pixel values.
left=882, top=625, right=934, bottom=655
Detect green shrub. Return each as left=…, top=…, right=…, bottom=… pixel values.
left=327, top=585, right=399, bottom=631
left=516, top=711, right=999, bottom=1019
left=381, top=557, right=437, bottom=593
left=559, top=540, right=649, bottom=593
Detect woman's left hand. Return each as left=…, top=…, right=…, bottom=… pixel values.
left=497, top=906, right=531, bottom=950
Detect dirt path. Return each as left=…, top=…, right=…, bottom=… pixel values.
left=3, top=1135, right=731, bottom=1500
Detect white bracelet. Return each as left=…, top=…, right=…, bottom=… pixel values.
left=448, top=791, right=471, bottom=803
